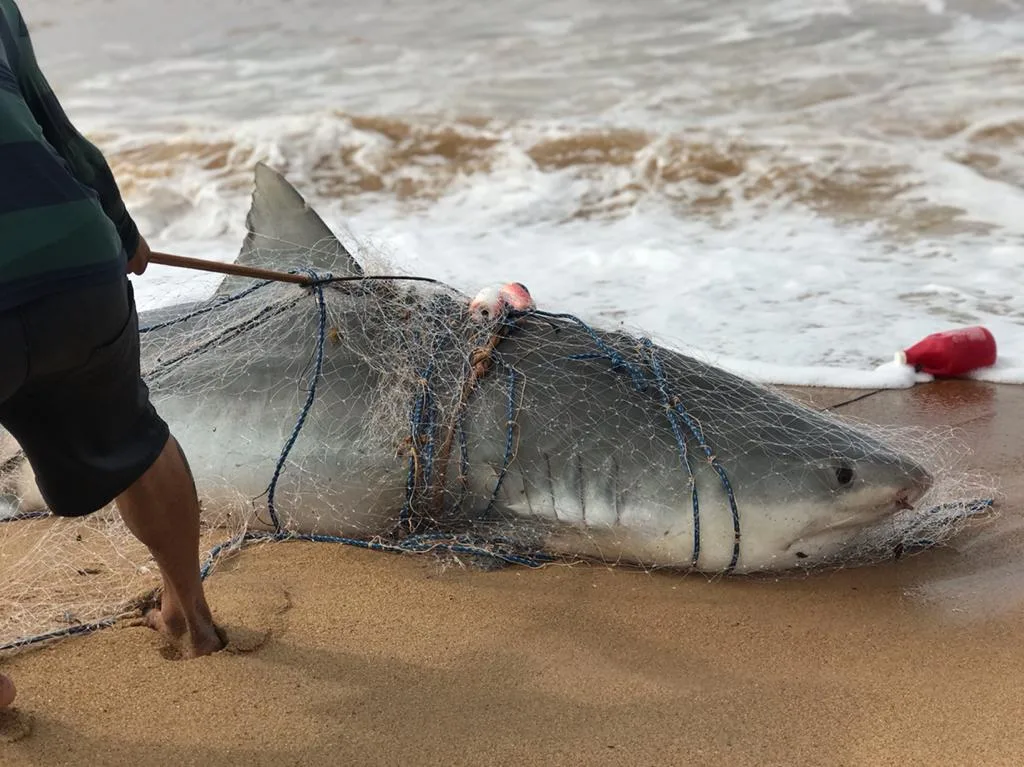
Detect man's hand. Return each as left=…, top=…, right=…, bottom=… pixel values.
left=126, top=236, right=152, bottom=276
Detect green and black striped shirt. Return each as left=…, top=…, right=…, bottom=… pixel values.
left=0, top=0, right=138, bottom=311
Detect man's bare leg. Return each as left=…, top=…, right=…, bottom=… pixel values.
left=116, top=434, right=223, bottom=657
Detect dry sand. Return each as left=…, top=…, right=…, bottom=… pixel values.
left=1, top=380, right=1023, bottom=766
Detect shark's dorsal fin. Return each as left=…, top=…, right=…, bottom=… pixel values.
left=216, top=162, right=362, bottom=294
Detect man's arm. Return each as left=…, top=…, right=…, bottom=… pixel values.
left=9, top=4, right=142, bottom=264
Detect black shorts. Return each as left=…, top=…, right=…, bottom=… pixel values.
left=0, top=276, right=170, bottom=517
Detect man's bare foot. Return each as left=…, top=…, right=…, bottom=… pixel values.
left=142, top=589, right=186, bottom=638
left=144, top=593, right=225, bottom=658
left=189, top=623, right=227, bottom=658
left=144, top=596, right=186, bottom=639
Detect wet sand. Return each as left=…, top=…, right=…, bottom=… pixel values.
left=1, top=380, right=1022, bottom=766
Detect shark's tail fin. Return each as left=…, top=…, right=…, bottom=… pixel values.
left=0, top=434, right=43, bottom=516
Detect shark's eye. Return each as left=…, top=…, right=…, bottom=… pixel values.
left=834, top=465, right=855, bottom=486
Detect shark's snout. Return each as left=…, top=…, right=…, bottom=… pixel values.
left=861, top=458, right=935, bottom=524
left=787, top=457, right=935, bottom=557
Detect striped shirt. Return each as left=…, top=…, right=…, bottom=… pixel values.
left=0, top=0, right=138, bottom=311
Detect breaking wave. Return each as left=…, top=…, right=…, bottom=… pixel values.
left=95, top=110, right=1024, bottom=237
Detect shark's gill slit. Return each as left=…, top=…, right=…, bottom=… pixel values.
left=612, top=455, right=622, bottom=527
left=576, top=451, right=586, bottom=524
left=544, top=452, right=558, bottom=522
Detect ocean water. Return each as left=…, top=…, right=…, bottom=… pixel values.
left=21, top=0, right=1024, bottom=386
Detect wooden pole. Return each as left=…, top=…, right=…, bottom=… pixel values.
left=149, top=251, right=312, bottom=286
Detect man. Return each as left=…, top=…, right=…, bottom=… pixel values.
left=0, top=0, right=223, bottom=708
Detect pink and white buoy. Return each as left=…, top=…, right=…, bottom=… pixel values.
left=469, top=282, right=536, bottom=323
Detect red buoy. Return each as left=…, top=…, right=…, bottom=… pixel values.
left=897, top=326, right=997, bottom=377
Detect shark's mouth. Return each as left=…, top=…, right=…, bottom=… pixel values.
left=792, top=488, right=921, bottom=544
left=788, top=495, right=994, bottom=568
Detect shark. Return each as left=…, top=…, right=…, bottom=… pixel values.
left=0, top=163, right=936, bottom=574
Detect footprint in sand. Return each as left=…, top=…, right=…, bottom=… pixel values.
left=0, top=708, right=32, bottom=743
left=152, top=581, right=292, bottom=661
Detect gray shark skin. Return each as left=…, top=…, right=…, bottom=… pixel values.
left=1, top=163, right=933, bottom=574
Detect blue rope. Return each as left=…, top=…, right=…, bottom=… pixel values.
left=0, top=615, right=124, bottom=653
left=262, top=270, right=330, bottom=532
left=902, top=498, right=994, bottom=550
left=0, top=292, right=999, bottom=655
left=644, top=346, right=702, bottom=568
left=398, top=294, right=464, bottom=528
left=447, top=373, right=472, bottom=516
left=139, top=280, right=274, bottom=334
left=523, top=309, right=741, bottom=570
left=145, top=299, right=301, bottom=379
left=0, top=525, right=556, bottom=654
left=0, top=493, right=993, bottom=654
left=198, top=530, right=556, bottom=581
left=400, top=361, right=436, bottom=528
left=482, top=367, right=522, bottom=517
left=0, top=510, right=49, bottom=524
left=641, top=339, right=743, bottom=571
left=531, top=310, right=649, bottom=392
left=419, top=376, right=439, bottom=516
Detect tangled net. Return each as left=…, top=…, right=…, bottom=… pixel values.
left=0, top=237, right=997, bottom=656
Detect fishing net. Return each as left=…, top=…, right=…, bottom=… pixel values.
left=0, top=224, right=997, bottom=658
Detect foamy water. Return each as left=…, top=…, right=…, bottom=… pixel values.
left=21, top=0, right=1024, bottom=386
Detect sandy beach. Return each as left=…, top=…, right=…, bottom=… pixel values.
left=2, top=1, right=1022, bottom=764
left=0, top=379, right=1021, bottom=766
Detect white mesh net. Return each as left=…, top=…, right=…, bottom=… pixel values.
left=0, top=194, right=998, bottom=656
